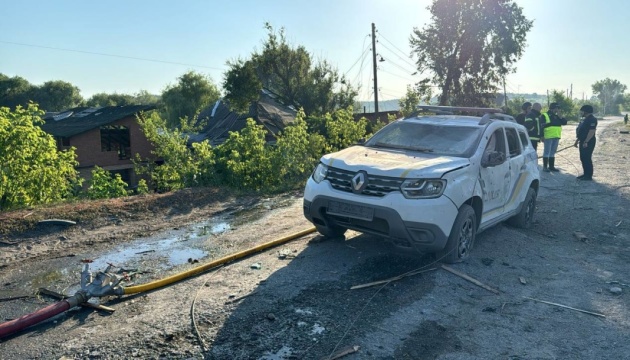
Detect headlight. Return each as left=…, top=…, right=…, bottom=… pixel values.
left=400, top=179, right=446, bottom=199
left=312, top=163, right=328, bottom=183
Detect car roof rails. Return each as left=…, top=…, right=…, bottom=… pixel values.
left=406, top=105, right=515, bottom=125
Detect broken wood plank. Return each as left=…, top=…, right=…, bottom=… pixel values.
left=225, top=291, right=258, bottom=304
left=351, top=268, right=437, bottom=290
left=319, top=345, right=360, bottom=360
left=523, top=296, right=605, bottom=318
left=0, top=295, right=31, bottom=302
left=441, top=265, right=500, bottom=294
left=38, top=288, right=115, bottom=313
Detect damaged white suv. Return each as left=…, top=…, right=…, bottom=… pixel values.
left=303, top=106, right=540, bottom=263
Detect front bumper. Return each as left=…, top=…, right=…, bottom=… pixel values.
left=303, top=179, right=458, bottom=252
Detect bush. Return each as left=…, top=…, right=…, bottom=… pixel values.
left=86, top=166, right=128, bottom=199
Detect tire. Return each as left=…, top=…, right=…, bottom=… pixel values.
left=437, top=204, right=477, bottom=264
left=508, top=187, right=536, bottom=229
left=315, top=223, right=347, bottom=239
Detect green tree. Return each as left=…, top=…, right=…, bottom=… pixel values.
left=592, top=78, right=626, bottom=115
left=323, top=107, right=368, bottom=152
left=0, top=104, right=81, bottom=210
left=86, top=92, right=136, bottom=107
left=214, top=118, right=273, bottom=190
left=133, top=90, right=160, bottom=105
left=86, top=166, right=128, bottom=199
left=549, top=90, right=579, bottom=121
left=224, top=23, right=357, bottom=116
left=136, top=112, right=216, bottom=192
left=161, top=71, right=221, bottom=128
left=0, top=74, right=35, bottom=110
left=410, top=0, right=533, bottom=106
left=399, top=85, right=422, bottom=117
left=223, top=59, right=262, bottom=113
left=506, top=96, right=527, bottom=116
left=32, top=80, right=83, bottom=111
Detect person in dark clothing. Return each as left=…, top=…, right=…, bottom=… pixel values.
left=524, top=103, right=543, bottom=150
left=625, top=114, right=628, bottom=125
left=515, top=102, right=532, bottom=126
left=574, top=104, right=597, bottom=180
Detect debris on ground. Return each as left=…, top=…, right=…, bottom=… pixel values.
left=251, top=262, right=262, bottom=269
left=441, top=265, right=500, bottom=294
left=573, top=231, right=588, bottom=242
left=519, top=277, right=527, bottom=285
left=609, top=287, right=622, bottom=295
left=523, top=296, right=605, bottom=318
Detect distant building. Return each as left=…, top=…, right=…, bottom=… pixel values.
left=189, top=90, right=297, bottom=146
left=40, top=105, right=156, bottom=186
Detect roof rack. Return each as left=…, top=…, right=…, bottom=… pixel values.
left=405, top=105, right=515, bottom=125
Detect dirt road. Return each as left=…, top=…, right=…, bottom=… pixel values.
left=1, top=116, right=629, bottom=359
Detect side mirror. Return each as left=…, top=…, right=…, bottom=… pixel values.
left=482, top=151, right=506, bottom=168
left=356, top=138, right=366, bottom=145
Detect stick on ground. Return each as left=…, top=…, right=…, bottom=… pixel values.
left=441, top=265, right=500, bottom=294
left=523, top=296, right=606, bottom=318
left=351, top=268, right=437, bottom=290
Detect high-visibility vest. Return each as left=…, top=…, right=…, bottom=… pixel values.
left=542, top=112, right=562, bottom=139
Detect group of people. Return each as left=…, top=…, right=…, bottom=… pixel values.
left=515, top=101, right=597, bottom=181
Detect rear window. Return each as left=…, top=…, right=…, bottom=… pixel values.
left=365, top=121, right=483, bottom=157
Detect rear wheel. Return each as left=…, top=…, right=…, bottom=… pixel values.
left=315, top=223, right=347, bottom=239
left=437, top=204, right=477, bottom=264
left=508, top=187, right=536, bottom=228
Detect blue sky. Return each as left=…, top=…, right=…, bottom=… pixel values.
left=1, top=0, right=628, bottom=102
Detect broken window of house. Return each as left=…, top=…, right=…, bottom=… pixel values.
left=100, top=125, right=131, bottom=159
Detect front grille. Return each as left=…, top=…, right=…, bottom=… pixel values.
left=326, top=166, right=404, bottom=197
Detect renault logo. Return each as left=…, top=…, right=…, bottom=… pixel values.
left=351, top=172, right=367, bottom=193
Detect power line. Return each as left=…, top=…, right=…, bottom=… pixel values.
left=344, top=46, right=371, bottom=77
left=378, top=33, right=414, bottom=64
left=378, top=42, right=417, bottom=70
left=0, top=40, right=225, bottom=71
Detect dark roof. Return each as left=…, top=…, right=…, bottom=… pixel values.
left=190, top=91, right=296, bottom=145
left=41, top=105, right=156, bottom=137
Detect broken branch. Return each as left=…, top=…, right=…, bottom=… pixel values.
left=523, top=296, right=605, bottom=318
left=320, top=345, right=360, bottom=360
left=441, top=265, right=500, bottom=294
left=351, top=268, right=437, bottom=290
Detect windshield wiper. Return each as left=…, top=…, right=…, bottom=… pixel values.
left=372, top=142, right=433, bottom=152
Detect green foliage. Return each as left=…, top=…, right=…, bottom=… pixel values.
left=86, top=166, right=128, bottom=199
left=271, top=109, right=319, bottom=187
left=223, top=59, right=262, bottom=113
left=398, top=85, right=422, bottom=117
left=136, top=179, right=149, bottom=195
left=322, top=107, right=368, bottom=152
left=506, top=96, right=527, bottom=116
left=87, top=92, right=137, bottom=107
left=161, top=71, right=221, bottom=128
left=549, top=90, right=579, bottom=121
left=214, top=118, right=273, bottom=190
left=0, top=104, right=81, bottom=210
left=136, top=112, right=216, bottom=192
left=32, top=80, right=83, bottom=111
left=224, top=23, right=357, bottom=116
left=0, top=74, right=34, bottom=110
left=591, top=78, right=627, bottom=115
left=410, top=0, right=533, bottom=106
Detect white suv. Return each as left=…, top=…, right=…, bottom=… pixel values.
left=303, top=106, right=540, bottom=263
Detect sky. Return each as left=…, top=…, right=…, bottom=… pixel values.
left=1, top=0, right=629, bottom=102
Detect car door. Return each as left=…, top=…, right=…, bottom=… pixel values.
left=504, top=126, right=526, bottom=214
left=479, top=127, right=511, bottom=223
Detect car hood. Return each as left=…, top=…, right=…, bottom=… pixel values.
left=321, top=146, right=470, bottom=178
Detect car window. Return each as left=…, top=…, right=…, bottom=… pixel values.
left=365, top=121, right=483, bottom=157
left=483, top=128, right=506, bottom=162
left=505, top=128, right=521, bottom=157
left=518, top=130, right=530, bottom=149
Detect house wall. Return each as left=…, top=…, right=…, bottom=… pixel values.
left=69, top=115, right=155, bottom=186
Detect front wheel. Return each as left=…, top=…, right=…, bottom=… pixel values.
left=507, top=187, right=536, bottom=228
left=437, top=204, right=477, bottom=264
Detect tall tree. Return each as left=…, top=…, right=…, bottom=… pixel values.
left=223, top=23, right=357, bottom=116
left=592, top=78, right=626, bottom=115
left=161, top=71, right=221, bottom=128
left=0, top=74, right=35, bottom=110
left=86, top=92, right=136, bottom=107
left=410, top=0, right=533, bottom=106
left=32, top=80, right=83, bottom=111
left=398, top=85, right=423, bottom=117
left=223, top=59, right=262, bottom=113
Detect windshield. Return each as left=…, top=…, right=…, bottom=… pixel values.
left=364, top=121, right=483, bottom=157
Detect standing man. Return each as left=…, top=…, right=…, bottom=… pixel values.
left=515, top=102, right=532, bottom=126
left=524, top=103, right=543, bottom=151
left=624, top=113, right=628, bottom=125
left=574, top=105, right=597, bottom=180
left=541, top=102, right=567, bottom=172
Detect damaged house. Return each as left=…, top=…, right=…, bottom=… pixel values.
left=189, top=90, right=297, bottom=146
left=40, top=105, right=156, bottom=186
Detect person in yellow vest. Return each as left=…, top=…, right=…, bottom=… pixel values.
left=541, top=102, right=567, bottom=172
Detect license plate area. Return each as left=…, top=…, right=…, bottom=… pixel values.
left=326, top=200, right=374, bottom=221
